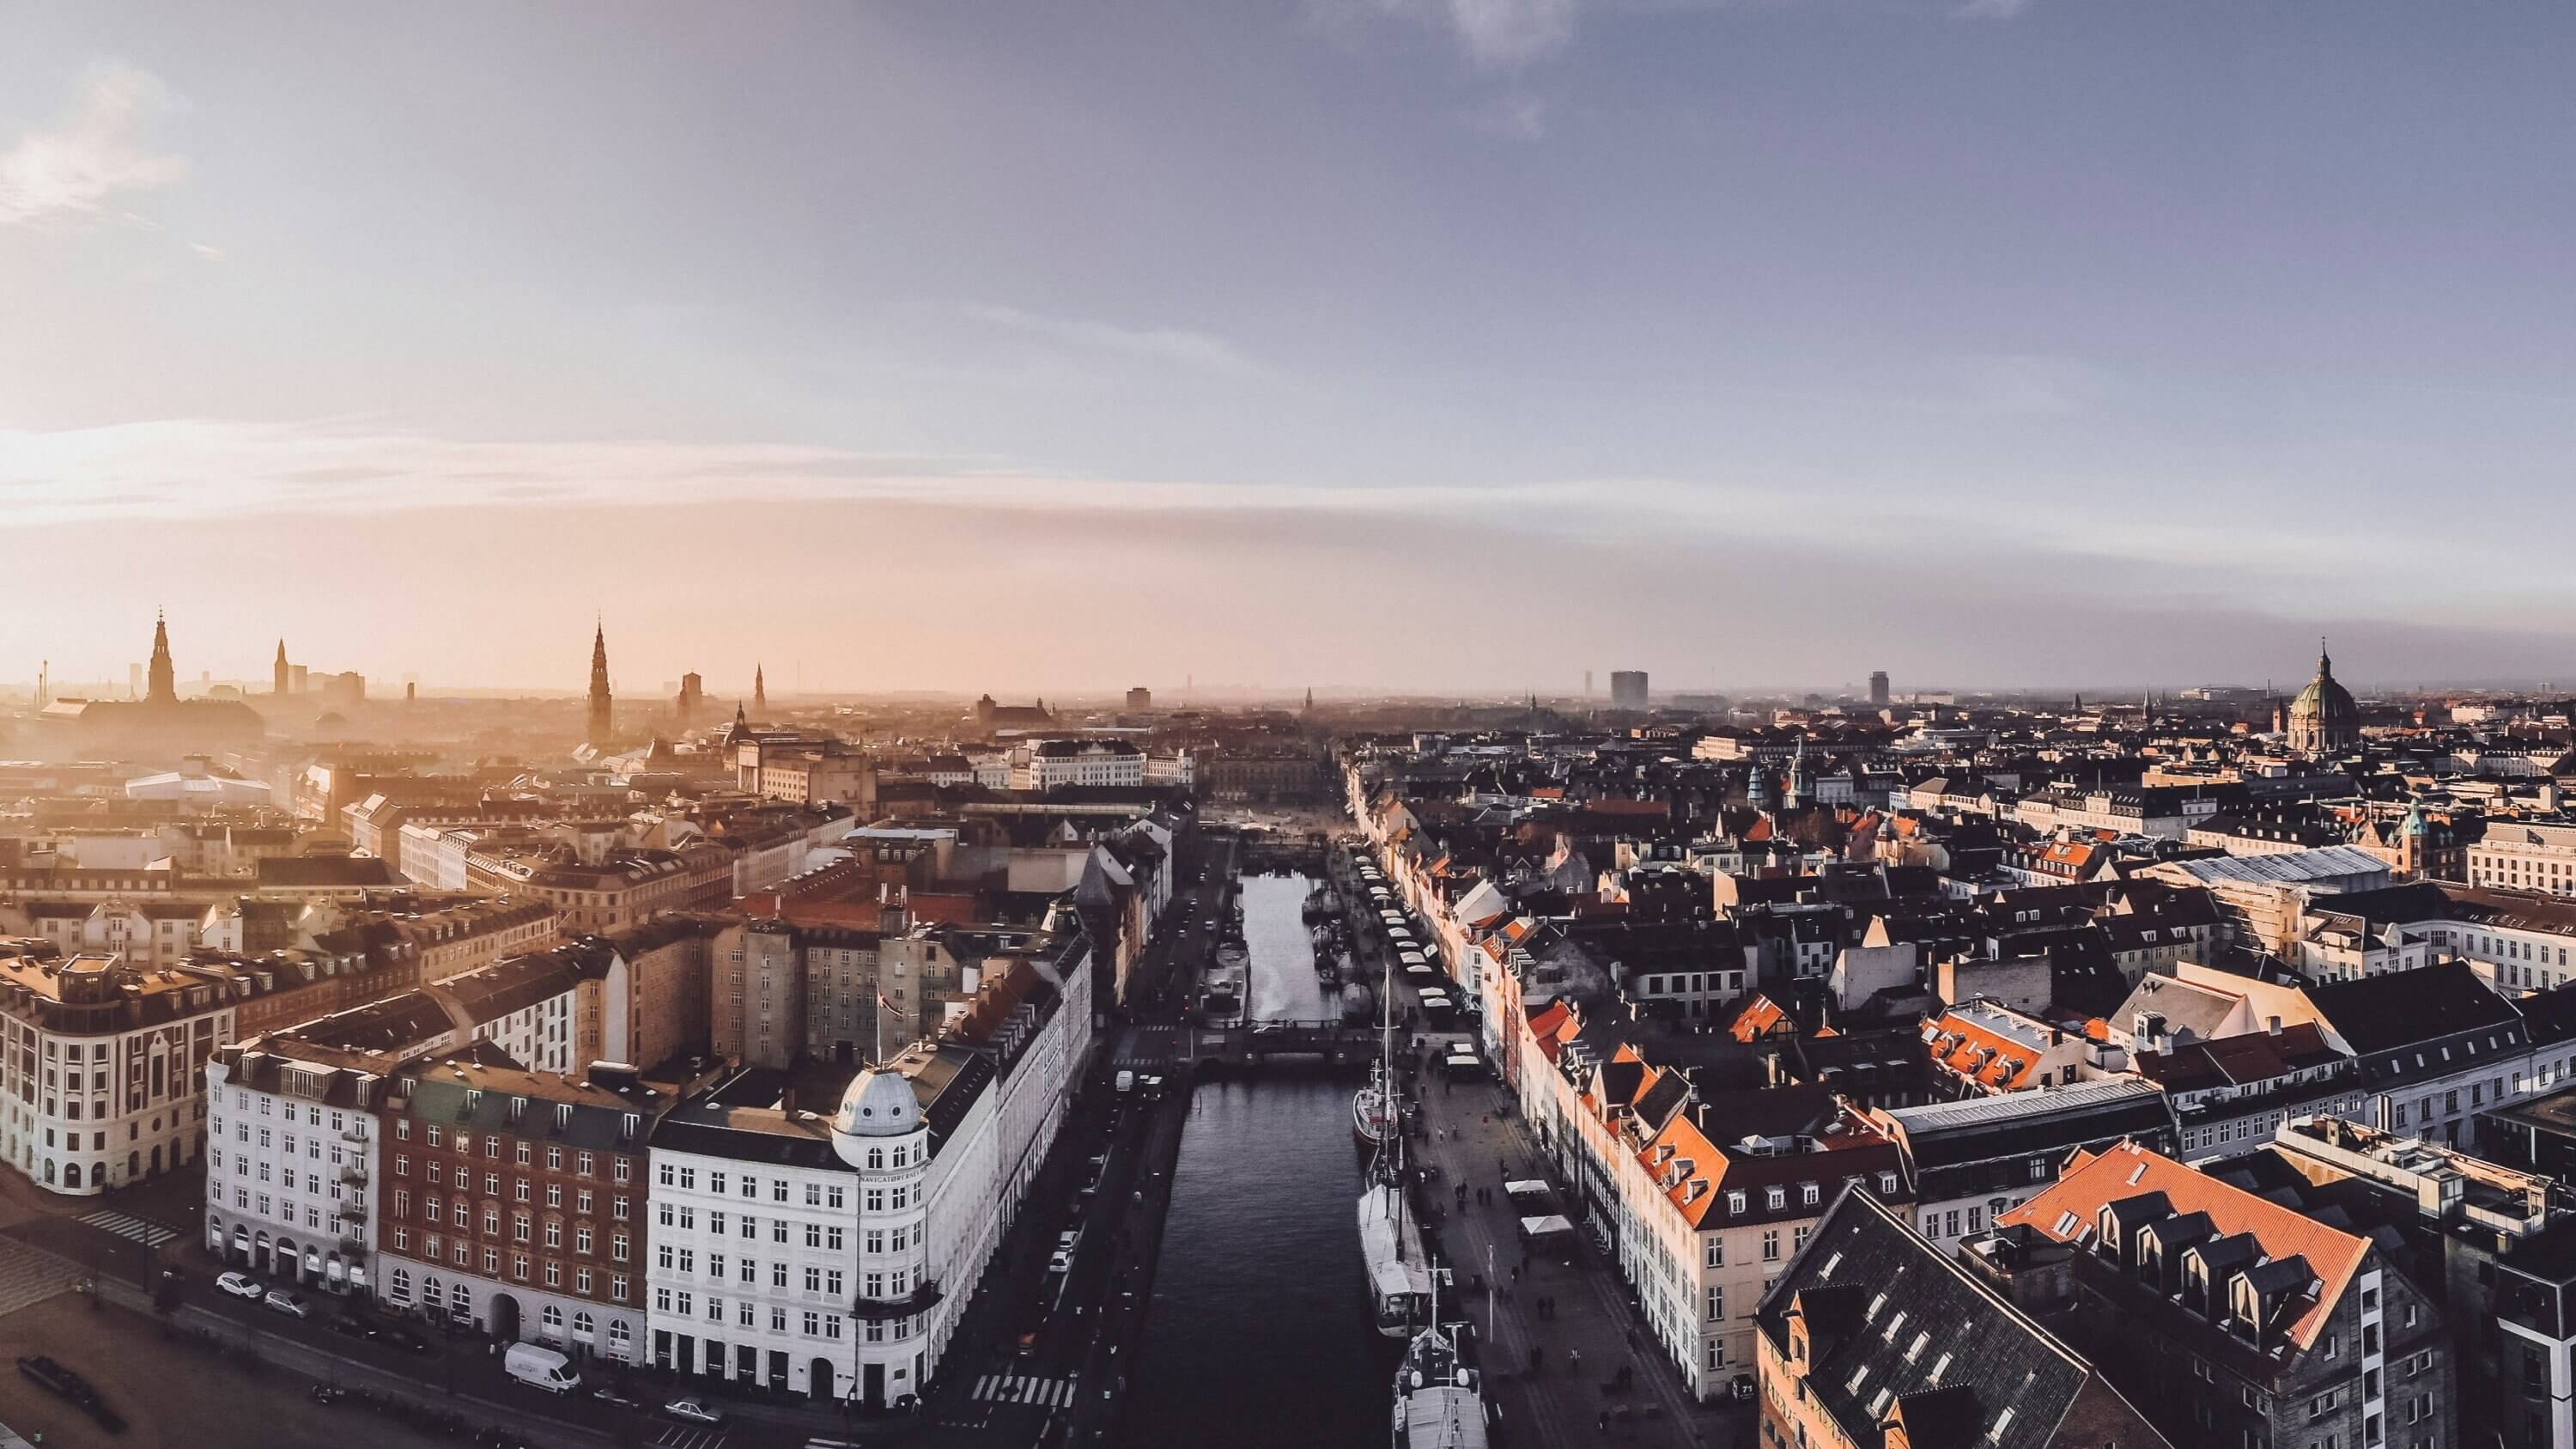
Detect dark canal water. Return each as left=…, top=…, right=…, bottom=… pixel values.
left=1126, top=873, right=1388, bottom=1447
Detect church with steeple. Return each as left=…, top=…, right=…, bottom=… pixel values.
left=33, top=613, right=264, bottom=760
left=586, top=621, right=615, bottom=748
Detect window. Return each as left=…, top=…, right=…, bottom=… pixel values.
left=1705, top=1286, right=1724, bottom=1321
left=1762, top=1229, right=1781, bottom=1262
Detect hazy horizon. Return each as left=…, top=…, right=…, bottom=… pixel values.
left=9, top=3, right=2575, bottom=693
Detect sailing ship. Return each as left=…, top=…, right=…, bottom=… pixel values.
left=1355, top=941, right=1430, bottom=1338
left=1391, top=1272, right=1490, bottom=1449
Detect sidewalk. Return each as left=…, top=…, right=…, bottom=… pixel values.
left=1408, top=1072, right=1743, bottom=1449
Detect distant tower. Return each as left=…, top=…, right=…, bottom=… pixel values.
left=1583, top=670, right=1594, bottom=698
left=586, top=621, right=614, bottom=747
left=274, top=640, right=290, bottom=697
left=1868, top=670, right=1890, bottom=709
left=33, top=660, right=46, bottom=710
left=146, top=612, right=177, bottom=704
left=754, top=663, right=766, bottom=713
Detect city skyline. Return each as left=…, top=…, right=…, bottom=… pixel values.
left=9, top=2, right=2576, bottom=689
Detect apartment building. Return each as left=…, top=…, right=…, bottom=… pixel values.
left=375, top=1057, right=678, bottom=1359
left=204, top=1037, right=392, bottom=1294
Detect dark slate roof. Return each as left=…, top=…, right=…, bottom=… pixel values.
left=258, top=855, right=404, bottom=888
left=2305, top=961, right=2521, bottom=1055
left=1881, top=1081, right=2178, bottom=1172
left=1753, top=1188, right=2112, bottom=1449
left=392, top=1056, right=671, bottom=1152
left=2305, top=880, right=2452, bottom=927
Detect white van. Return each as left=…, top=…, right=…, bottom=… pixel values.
left=504, top=1342, right=581, bottom=1395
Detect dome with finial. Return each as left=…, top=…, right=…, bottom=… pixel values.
left=829, top=1066, right=922, bottom=1160
left=2285, top=641, right=2360, bottom=752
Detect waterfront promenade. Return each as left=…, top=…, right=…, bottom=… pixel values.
left=1410, top=1068, right=1748, bottom=1449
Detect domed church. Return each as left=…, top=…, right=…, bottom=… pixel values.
left=2282, top=642, right=2360, bottom=753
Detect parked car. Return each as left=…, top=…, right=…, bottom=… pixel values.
left=1048, top=1247, right=1074, bottom=1274
left=663, top=1397, right=726, bottom=1425
left=325, top=1314, right=373, bottom=1341
left=216, top=1270, right=264, bottom=1300
left=264, top=1288, right=313, bottom=1319
left=373, top=1321, right=433, bottom=1355
left=590, top=1385, right=643, bottom=1409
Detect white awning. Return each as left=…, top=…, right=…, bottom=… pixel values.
left=1519, top=1215, right=1575, bottom=1238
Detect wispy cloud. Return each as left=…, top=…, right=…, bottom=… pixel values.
left=1318, top=0, right=1580, bottom=68
left=961, top=303, right=1261, bottom=376
left=0, top=62, right=186, bottom=227
left=1437, top=0, right=1579, bottom=66
left=1460, top=92, right=1552, bottom=141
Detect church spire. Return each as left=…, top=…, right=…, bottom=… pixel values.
left=586, top=619, right=613, bottom=747
left=2317, top=636, right=2333, bottom=679
left=754, top=662, right=766, bottom=711
left=146, top=610, right=177, bottom=704
left=273, top=638, right=290, bottom=697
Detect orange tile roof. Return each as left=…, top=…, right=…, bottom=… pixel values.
left=1924, top=1012, right=2044, bottom=1092
left=1997, top=1141, right=2367, bottom=1349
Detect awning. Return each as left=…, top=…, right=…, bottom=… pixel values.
left=1518, top=1215, right=1576, bottom=1239
left=1504, top=1179, right=1552, bottom=1199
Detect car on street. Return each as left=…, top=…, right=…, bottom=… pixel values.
left=591, top=1385, right=644, bottom=1409
left=664, top=1397, right=726, bottom=1425
left=216, top=1270, right=264, bottom=1300
left=1048, top=1247, right=1075, bottom=1273
left=372, top=1320, right=434, bottom=1355
left=325, top=1313, right=373, bottom=1340
left=264, top=1288, right=313, bottom=1318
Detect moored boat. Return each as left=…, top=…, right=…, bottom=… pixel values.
left=1391, top=1286, right=1489, bottom=1449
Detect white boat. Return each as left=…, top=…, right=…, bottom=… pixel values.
left=1356, top=1172, right=1431, bottom=1338
left=1352, top=1064, right=1390, bottom=1148
left=1392, top=1275, right=1490, bottom=1448
left=1355, top=939, right=1425, bottom=1338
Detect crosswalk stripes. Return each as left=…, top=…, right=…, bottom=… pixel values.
left=971, top=1372, right=1078, bottom=1408
left=76, top=1209, right=179, bottom=1247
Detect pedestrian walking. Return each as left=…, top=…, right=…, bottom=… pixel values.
left=1570, top=1347, right=1582, bottom=1372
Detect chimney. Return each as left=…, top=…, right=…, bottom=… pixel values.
left=2266, top=1015, right=2282, bottom=1038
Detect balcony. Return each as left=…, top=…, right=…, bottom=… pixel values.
left=848, top=1281, right=943, bottom=1323
left=337, top=1201, right=367, bottom=1222
left=340, top=1163, right=368, bottom=1186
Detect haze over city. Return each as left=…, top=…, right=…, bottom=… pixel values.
left=9, top=2, right=2576, bottom=692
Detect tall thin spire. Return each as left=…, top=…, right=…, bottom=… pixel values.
left=146, top=610, right=177, bottom=704
left=586, top=620, right=614, bottom=747
left=273, top=638, right=290, bottom=697
left=754, top=663, right=766, bottom=711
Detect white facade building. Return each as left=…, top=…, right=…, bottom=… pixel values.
left=0, top=948, right=233, bottom=1196
left=645, top=929, right=1090, bottom=1407
left=204, top=1039, right=387, bottom=1294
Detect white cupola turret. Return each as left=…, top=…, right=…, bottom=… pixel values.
left=829, top=1067, right=923, bottom=1165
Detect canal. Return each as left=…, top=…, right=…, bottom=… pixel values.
left=1126, top=871, right=1386, bottom=1448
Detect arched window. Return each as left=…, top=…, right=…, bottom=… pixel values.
left=541, top=1304, right=564, bottom=1335
left=64, top=1163, right=82, bottom=1189
left=866, top=1148, right=884, bottom=1170
left=389, top=1268, right=412, bottom=1305
left=422, top=1275, right=445, bottom=1309
left=572, top=1312, right=594, bottom=1340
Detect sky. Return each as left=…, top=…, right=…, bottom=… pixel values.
left=3, top=1, right=2573, bottom=697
